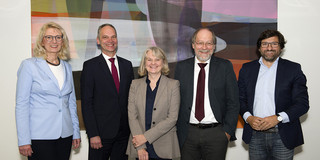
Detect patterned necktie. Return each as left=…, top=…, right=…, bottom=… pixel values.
left=195, top=63, right=207, bottom=121
left=109, top=58, right=120, bottom=93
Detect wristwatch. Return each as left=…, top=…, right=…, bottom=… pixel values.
left=276, top=113, right=283, bottom=122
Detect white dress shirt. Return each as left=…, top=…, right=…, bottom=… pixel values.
left=189, top=57, right=218, bottom=124
left=102, top=53, right=120, bottom=81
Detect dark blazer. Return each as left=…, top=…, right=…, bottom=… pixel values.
left=238, top=58, right=309, bottom=149
left=81, top=54, right=134, bottom=139
left=126, top=75, right=180, bottom=159
left=175, top=56, right=240, bottom=147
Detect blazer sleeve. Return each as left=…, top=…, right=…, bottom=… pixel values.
left=66, top=63, right=80, bottom=139
left=222, top=61, right=240, bottom=141
left=281, top=64, right=309, bottom=121
left=128, top=80, right=147, bottom=150
left=144, top=80, right=180, bottom=144
left=15, top=60, right=33, bottom=146
left=80, top=61, right=99, bottom=138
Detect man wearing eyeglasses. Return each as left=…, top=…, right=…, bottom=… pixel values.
left=175, top=27, right=240, bottom=160
left=238, top=30, right=309, bottom=160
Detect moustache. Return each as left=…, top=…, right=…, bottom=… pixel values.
left=265, top=49, right=276, bottom=52
left=199, top=49, right=210, bottom=53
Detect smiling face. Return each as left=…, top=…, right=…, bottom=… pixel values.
left=192, top=29, right=216, bottom=63
left=145, top=50, right=163, bottom=76
left=42, top=28, right=63, bottom=55
left=97, top=26, right=118, bottom=57
left=259, top=36, right=281, bottom=63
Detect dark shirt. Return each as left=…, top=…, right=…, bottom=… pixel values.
left=145, top=76, right=161, bottom=159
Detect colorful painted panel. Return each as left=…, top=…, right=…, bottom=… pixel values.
left=31, top=0, right=277, bottom=129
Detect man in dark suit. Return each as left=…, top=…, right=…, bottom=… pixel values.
left=81, top=24, right=134, bottom=160
left=175, top=27, right=240, bottom=160
left=238, top=30, right=309, bottom=160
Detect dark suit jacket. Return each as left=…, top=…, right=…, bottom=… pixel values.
left=175, top=56, right=240, bottom=147
left=238, top=58, right=309, bottom=149
left=81, top=54, right=134, bottom=139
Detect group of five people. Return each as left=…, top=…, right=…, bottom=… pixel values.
left=15, top=22, right=309, bottom=160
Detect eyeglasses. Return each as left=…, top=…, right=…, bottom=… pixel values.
left=44, top=35, right=63, bottom=42
left=261, top=42, right=279, bottom=48
left=194, top=41, right=214, bottom=47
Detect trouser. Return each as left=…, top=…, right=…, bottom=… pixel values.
left=181, top=124, right=228, bottom=160
left=28, top=136, right=73, bottom=160
left=249, top=130, right=294, bottom=160
left=88, top=130, right=129, bottom=160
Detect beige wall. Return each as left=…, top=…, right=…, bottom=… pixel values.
left=1, top=0, right=319, bottom=159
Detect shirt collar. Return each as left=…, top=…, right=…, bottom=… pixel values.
left=102, top=53, right=117, bottom=62
left=146, top=75, right=161, bottom=85
left=194, top=56, right=210, bottom=67
left=259, top=57, right=279, bottom=68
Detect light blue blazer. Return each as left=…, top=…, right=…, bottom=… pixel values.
left=15, top=57, right=80, bottom=146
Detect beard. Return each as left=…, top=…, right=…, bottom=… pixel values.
left=260, top=50, right=281, bottom=62
left=195, top=49, right=213, bottom=62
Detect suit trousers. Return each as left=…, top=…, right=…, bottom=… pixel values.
left=89, top=129, right=129, bottom=160
left=28, top=136, right=72, bottom=160
left=181, top=124, right=228, bottom=160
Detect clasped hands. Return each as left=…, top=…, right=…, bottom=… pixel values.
left=247, top=115, right=279, bottom=131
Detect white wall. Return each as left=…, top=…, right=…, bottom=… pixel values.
left=278, top=0, right=320, bottom=159
left=1, top=0, right=319, bottom=159
left=0, top=0, right=31, bottom=159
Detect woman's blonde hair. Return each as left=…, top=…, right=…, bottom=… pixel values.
left=33, top=22, right=70, bottom=60
left=138, top=46, right=170, bottom=76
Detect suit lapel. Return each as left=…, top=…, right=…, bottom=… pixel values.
left=97, top=54, right=112, bottom=77
left=118, top=57, right=127, bottom=95
left=249, top=60, right=261, bottom=110
left=60, top=60, right=68, bottom=91
left=60, top=60, right=74, bottom=96
left=35, top=58, right=60, bottom=92
left=185, top=58, right=195, bottom=107
left=208, top=57, right=217, bottom=93
left=207, top=57, right=220, bottom=112
left=138, top=77, right=147, bottom=124
left=274, top=58, right=284, bottom=107
left=97, top=54, right=118, bottom=94
left=154, top=75, right=167, bottom=107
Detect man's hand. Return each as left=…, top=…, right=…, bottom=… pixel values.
left=247, top=116, right=263, bottom=130
left=19, top=144, right=33, bottom=157
left=72, top=138, right=81, bottom=149
left=225, top=132, right=231, bottom=141
left=259, top=115, right=279, bottom=131
left=90, top=136, right=103, bottom=149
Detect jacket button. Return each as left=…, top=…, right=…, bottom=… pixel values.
left=152, top=122, right=155, bottom=124
left=153, top=108, right=156, bottom=110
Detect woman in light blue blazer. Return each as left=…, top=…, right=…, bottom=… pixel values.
left=16, top=22, right=80, bottom=160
